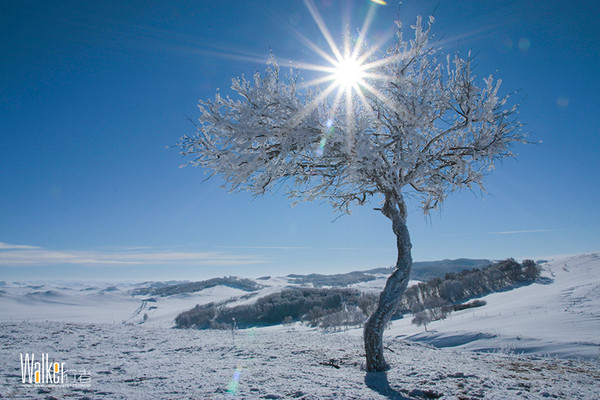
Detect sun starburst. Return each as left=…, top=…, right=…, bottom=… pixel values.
left=261, top=0, right=398, bottom=147
left=331, top=56, right=365, bottom=89
left=286, top=0, right=397, bottom=144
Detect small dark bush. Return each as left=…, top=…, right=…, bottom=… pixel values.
left=452, top=299, right=487, bottom=311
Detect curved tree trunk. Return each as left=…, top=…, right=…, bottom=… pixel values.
left=364, top=193, right=412, bottom=372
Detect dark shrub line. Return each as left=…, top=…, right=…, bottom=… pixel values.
left=175, top=259, right=541, bottom=330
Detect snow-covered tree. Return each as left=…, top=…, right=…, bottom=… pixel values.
left=412, top=310, right=431, bottom=332
left=177, top=16, right=524, bottom=372
left=412, top=306, right=449, bottom=332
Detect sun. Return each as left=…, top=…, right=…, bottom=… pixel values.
left=332, top=56, right=365, bottom=89
left=279, top=0, right=395, bottom=131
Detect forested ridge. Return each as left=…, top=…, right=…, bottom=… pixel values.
left=176, top=259, right=541, bottom=330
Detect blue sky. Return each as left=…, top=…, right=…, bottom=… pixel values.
left=1, top=0, right=599, bottom=282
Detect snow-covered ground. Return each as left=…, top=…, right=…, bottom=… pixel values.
left=1, top=253, right=599, bottom=398
left=1, top=322, right=599, bottom=399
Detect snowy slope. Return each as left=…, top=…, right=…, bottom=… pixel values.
left=0, top=283, right=255, bottom=328
left=0, top=282, right=140, bottom=324
left=0, top=282, right=255, bottom=328
left=0, top=276, right=308, bottom=328
left=380, top=253, right=600, bottom=360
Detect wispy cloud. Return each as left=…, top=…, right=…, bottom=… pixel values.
left=441, top=233, right=472, bottom=237
left=217, top=245, right=314, bottom=250
left=327, top=247, right=391, bottom=251
left=489, top=229, right=556, bottom=235
left=219, top=245, right=391, bottom=252
left=0, top=242, right=267, bottom=267
left=0, top=242, right=41, bottom=250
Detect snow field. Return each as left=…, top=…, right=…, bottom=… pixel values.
left=1, top=321, right=599, bottom=399
left=1, top=252, right=600, bottom=398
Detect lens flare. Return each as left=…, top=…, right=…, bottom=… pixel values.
left=224, top=329, right=261, bottom=395
left=227, top=367, right=242, bottom=394
left=317, top=119, right=336, bottom=156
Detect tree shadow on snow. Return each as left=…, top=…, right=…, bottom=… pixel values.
left=365, top=372, right=410, bottom=400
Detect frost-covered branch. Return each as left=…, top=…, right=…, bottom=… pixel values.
left=177, top=15, right=524, bottom=216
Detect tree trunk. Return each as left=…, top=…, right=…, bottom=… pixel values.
left=363, top=193, right=412, bottom=372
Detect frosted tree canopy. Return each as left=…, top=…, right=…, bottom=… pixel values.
left=178, top=16, right=524, bottom=215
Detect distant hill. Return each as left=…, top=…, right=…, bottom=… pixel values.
left=286, top=271, right=376, bottom=287
left=131, top=277, right=262, bottom=297
left=130, top=259, right=491, bottom=297
left=365, top=258, right=491, bottom=281
left=176, top=259, right=540, bottom=330
left=288, top=258, right=492, bottom=287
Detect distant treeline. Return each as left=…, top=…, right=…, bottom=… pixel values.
left=175, top=259, right=541, bottom=330
left=287, top=259, right=492, bottom=288
left=131, top=277, right=261, bottom=297
left=397, top=259, right=541, bottom=315
left=406, top=259, right=541, bottom=330
left=175, top=288, right=376, bottom=330
left=286, top=271, right=376, bottom=287
left=368, top=258, right=492, bottom=282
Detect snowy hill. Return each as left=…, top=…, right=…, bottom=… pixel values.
left=383, top=253, right=600, bottom=360
left=0, top=281, right=253, bottom=328
left=1, top=253, right=599, bottom=399
left=0, top=258, right=487, bottom=328
left=1, top=253, right=599, bottom=359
